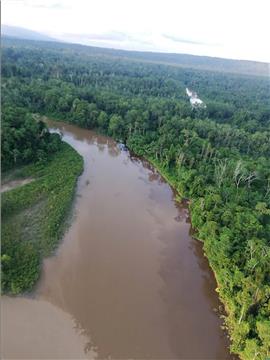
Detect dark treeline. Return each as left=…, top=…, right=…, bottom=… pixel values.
left=2, top=106, right=62, bottom=170
left=2, top=36, right=269, bottom=77
left=2, top=38, right=270, bottom=359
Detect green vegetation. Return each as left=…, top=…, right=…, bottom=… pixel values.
left=1, top=105, right=83, bottom=294
left=2, top=36, right=268, bottom=77
left=2, top=37, right=270, bottom=359
left=2, top=106, right=62, bottom=170
left=1, top=143, right=83, bottom=294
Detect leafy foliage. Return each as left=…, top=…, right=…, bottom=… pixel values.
left=1, top=143, right=83, bottom=294
left=1, top=37, right=270, bottom=359
left=1, top=106, right=62, bottom=170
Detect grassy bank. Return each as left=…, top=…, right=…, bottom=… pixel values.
left=1, top=142, right=83, bottom=294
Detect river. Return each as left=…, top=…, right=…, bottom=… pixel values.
left=1, top=120, right=232, bottom=359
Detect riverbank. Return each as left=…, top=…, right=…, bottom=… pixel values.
left=40, top=116, right=233, bottom=351
left=136, top=155, right=243, bottom=359
left=1, top=142, right=83, bottom=294
left=3, top=119, right=231, bottom=359
left=6, top=114, right=236, bottom=356
left=142, top=157, right=236, bottom=347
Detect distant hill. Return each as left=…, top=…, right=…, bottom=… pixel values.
left=1, top=25, right=56, bottom=42
left=2, top=27, right=269, bottom=77
left=73, top=46, right=268, bottom=77
left=116, top=50, right=269, bottom=77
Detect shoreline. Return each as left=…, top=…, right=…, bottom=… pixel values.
left=1, top=142, right=83, bottom=295
left=144, top=155, right=236, bottom=356
left=32, top=115, right=235, bottom=356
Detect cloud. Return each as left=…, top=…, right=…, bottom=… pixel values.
left=163, top=33, right=220, bottom=47
left=23, top=0, right=69, bottom=10
left=59, top=31, right=152, bottom=47
left=76, top=31, right=129, bottom=42
left=3, top=0, right=270, bottom=62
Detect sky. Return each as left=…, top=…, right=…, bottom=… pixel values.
left=2, top=0, right=270, bottom=62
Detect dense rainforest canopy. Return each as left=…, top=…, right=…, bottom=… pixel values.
left=1, top=106, right=62, bottom=170
left=1, top=37, right=270, bottom=360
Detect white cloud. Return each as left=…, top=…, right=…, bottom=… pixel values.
left=2, top=0, right=270, bottom=62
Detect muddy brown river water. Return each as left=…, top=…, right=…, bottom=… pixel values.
left=1, top=120, right=232, bottom=359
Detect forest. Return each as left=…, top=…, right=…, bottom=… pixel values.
left=2, top=140, right=83, bottom=294
left=1, top=59, right=83, bottom=294
left=1, top=37, right=270, bottom=359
